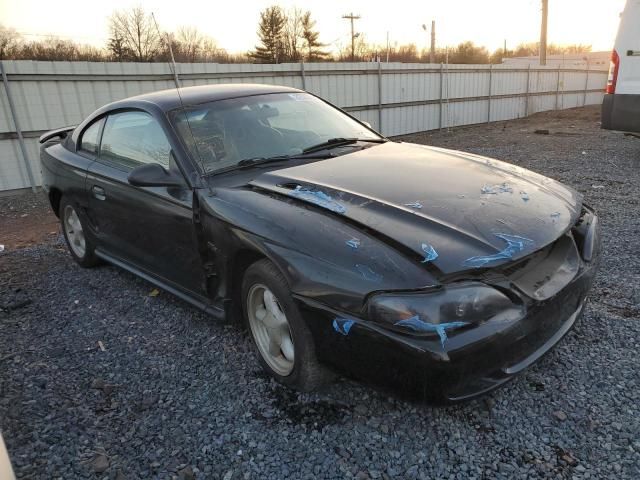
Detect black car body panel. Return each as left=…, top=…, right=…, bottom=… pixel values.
left=248, top=141, right=583, bottom=276
left=39, top=84, right=600, bottom=402
left=299, top=257, right=595, bottom=402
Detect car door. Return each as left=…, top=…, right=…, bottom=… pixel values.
left=85, top=110, right=206, bottom=296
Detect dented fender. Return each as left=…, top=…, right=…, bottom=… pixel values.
left=196, top=187, right=438, bottom=314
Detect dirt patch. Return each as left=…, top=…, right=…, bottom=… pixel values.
left=0, top=192, right=59, bottom=251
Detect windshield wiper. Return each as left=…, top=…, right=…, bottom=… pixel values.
left=237, top=155, right=292, bottom=167
left=208, top=152, right=332, bottom=176
left=302, top=137, right=387, bottom=154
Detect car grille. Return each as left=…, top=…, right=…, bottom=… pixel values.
left=498, top=208, right=598, bottom=301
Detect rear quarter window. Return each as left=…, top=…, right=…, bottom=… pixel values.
left=79, top=118, right=104, bottom=154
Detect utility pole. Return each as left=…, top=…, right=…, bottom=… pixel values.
left=386, top=31, right=390, bottom=63
left=342, top=12, right=361, bottom=61
left=430, top=20, right=436, bottom=64
left=540, top=0, right=548, bottom=65
left=422, top=21, right=436, bottom=63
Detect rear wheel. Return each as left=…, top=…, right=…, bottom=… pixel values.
left=242, top=259, right=332, bottom=391
left=60, top=197, right=99, bottom=268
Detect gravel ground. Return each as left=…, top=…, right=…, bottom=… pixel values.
left=1, top=105, right=639, bottom=479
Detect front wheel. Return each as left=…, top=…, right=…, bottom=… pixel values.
left=60, top=197, right=100, bottom=268
left=242, top=259, right=332, bottom=391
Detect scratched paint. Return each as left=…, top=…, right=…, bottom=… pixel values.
left=394, top=315, right=468, bottom=347
left=463, top=233, right=534, bottom=268
left=346, top=237, right=361, bottom=249
left=355, top=264, right=383, bottom=283
left=404, top=201, right=423, bottom=209
left=481, top=183, right=513, bottom=195
left=289, top=186, right=346, bottom=214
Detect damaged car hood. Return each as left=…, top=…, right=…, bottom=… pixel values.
left=249, top=142, right=583, bottom=275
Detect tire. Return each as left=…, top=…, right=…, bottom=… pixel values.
left=241, top=259, right=332, bottom=391
left=59, top=196, right=100, bottom=268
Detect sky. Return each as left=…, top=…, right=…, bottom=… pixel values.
left=0, top=0, right=626, bottom=54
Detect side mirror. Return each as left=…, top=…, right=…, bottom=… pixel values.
left=361, top=121, right=372, bottom=129
left=128, top=163, right=184, bottom=188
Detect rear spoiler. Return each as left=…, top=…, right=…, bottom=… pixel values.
left=39, top=126, right=76, bottom=144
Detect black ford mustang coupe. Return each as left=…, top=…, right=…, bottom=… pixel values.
left=40, top=84, right=599, bottom=402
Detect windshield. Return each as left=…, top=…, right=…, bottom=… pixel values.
left=170, top=92, right=381, bottom=174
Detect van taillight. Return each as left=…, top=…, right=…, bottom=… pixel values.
left=606, top=50, right=619, bottom=94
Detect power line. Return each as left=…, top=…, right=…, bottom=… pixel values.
left=13, top=31, right=107, bottom=42
left=341, top=13, right=361, bottom=61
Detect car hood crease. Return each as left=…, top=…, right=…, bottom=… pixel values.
left=247, top=142, right=583, bottom=275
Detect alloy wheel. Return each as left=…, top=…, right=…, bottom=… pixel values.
left=63, top=205, right=86, bottom=258
left=247, top=283, right=295, bottom=376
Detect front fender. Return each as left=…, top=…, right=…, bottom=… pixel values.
left=198, top=187, right=437, bottom=314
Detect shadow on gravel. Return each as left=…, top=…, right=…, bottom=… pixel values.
left=248, top=372, right=353, bottom=431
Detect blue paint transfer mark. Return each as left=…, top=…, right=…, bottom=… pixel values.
left=421, top=243, right=438, bottom=263
left=404, top=201, right=423, bottom=209
left=346, top=237, right=361, bottom=249
left=481, top=183, right=513, bottom=195
left=394, top=315, right=468, bottom=347
left=355, top=264, right=383, bottom=283
left=333, top=318, right=355, bottom=336
left=463, top=233, right=535, bottom=268
left=520, top=191, right=530, bottom=202
left=289, top=186, right=346, bottom=214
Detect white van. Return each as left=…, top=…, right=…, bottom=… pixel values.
left=601, top=0, right=640, bottom=132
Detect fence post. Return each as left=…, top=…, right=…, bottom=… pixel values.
left=524, top=64, right=531, bottom=117
left=377, top=61, right=382, bottom=133
left=439, top=63, right=444, bottom=130
left=555, top=64, right=561, bottom=111
left=300, top=61, right=306, bottom=90
left=0, top=60, right=37, bottom=192
left=487, top=64, right=493, bottom=123
left=583, top=59, right=589, bottom=106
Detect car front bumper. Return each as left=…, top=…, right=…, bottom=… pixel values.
left=297, top=255, right=597, bottom=403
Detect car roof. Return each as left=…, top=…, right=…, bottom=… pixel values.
left=125, top=83, right=303, bottom=111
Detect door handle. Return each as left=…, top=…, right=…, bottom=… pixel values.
left=92, top=185, right=106, bottom=201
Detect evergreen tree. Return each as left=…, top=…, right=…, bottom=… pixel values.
left=250, top=6, right=286, bottom=63
left=301, top=11, right=329, bottom=61
left=107, top=33, right=130, bottom=61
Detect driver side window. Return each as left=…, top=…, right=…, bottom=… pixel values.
left=100, top=111, right=171, bottom=170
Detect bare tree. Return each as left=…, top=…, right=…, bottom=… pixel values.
left=282, top=7, right=304, bottom=62
left=337, top=34, right=372, bottom=62
left=0, top=24, right=21, bottom=59
left=108, top=7, right=161, bottom=62
left=11, top=36, right=105, bottom=61
left=173, top=26, right=204, bottom=62
left=448, top=41, right=490, bottom=64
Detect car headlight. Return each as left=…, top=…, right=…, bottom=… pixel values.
left=366, top=283, right=524, bottom=345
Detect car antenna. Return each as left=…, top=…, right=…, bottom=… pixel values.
left=151, top=13, right=211, bottom=193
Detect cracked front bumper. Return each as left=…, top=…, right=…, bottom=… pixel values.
left=298, top=258, right=597, bottom=403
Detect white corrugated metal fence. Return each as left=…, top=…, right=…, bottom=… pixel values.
left=0, top=60, right=607, bottom=192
